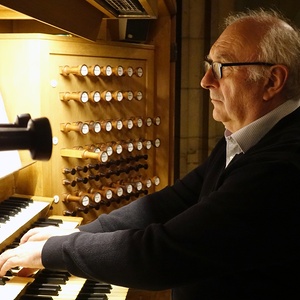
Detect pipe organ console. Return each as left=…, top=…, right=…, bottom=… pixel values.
left=0, top=1, right=175, bottom=299
left=0, top=34, right=172, bottom=299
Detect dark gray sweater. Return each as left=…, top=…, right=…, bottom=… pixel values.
left=42, top=107, right=300, bottom=299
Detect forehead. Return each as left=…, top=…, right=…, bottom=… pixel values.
left=209, top=20, right=262, bottom=62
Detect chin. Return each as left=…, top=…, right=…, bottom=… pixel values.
left=212, top=110, right=222, bottom=122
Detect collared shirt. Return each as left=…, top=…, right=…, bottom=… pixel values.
left=225, top=98, right=300, bottom=167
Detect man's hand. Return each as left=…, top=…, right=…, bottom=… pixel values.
left=0, top=226, right=79, bottom=277
left=20, top=226, right=80, bottom=244
left=0, top=241, right=45, bottom=277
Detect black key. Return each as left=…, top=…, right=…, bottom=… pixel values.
left=0, top=212, right=18, bottom=218
left=33, top=222, right=59, bottom=227
left=5, top=270, right=14, bottom=276
left=39, top=269, right=71, bottom=277
left=0, top=213, right=10, bottom=220
left=78, top=292, right=109, bottom=297
left=85, top=281, right=112, bottom=289
left=6, top=198, right=32, bottom=207
left=8, top=196, right=33, bottom=203
left=36, top=274, right=69, bottom=282
left=0, top=277, right=7, bottom=285
left=19, top=295, right=53, bottom=300
left=33, top=277, right=66, bottom=284
left=28, top=283, right=61, bottom=291
left=38, top=218, right=63, bottom=224
left=76, top=296, right=108, bottom=300
left=80, top=287, right=111, bottom=293
left=0, top=216, right=7, bottom=223
left=37, top=272, right=68, bottom=278
left=25, top=287, right=59, bottom=296
left=0, top=203, right=22, bottom=211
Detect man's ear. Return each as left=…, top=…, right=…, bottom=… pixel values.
left=263, top=65, right=288, bottom=101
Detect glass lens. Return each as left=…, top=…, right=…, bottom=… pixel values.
left=203, top=61, right=221, bottom=79
left=212, top=62, right=221, bottom=79
left=204, top=61, right=210, bottom=73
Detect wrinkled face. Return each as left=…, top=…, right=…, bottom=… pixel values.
left=201, top=20, right=268, bottom=132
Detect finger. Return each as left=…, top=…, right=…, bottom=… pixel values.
left=0, top=252, right=19, bottom=277
left=0, top=249, right=12, bottom=275
left=20, top=227, right=54, bottom=244
left=20, top=228, right=41, bottom=244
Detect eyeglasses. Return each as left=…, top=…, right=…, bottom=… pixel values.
left=203, top=60, right=274, bottom=80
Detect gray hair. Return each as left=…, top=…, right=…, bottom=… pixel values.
left=225, top=9, right=300, bottom=99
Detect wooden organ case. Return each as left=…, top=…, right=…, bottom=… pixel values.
left=0, top=1, right=176, bottom=299
left=2, top=36, right=162, bottom=216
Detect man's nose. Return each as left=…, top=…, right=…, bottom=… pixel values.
left=200, top=68, right=215, bottom=89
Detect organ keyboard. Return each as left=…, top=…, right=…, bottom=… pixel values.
left=0, top=195, right=52, bottom=249
left=1, top=274, right=128, bottom=300
left=0, top=195, right=128, bottom=299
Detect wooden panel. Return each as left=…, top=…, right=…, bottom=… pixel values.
left=0, top=0, right=103, bottom=41
left=0, top=34, right=170, bottom=223
left=0, top=4, right=31, bottom=19
left=0, top=174, right=15, bottom=201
